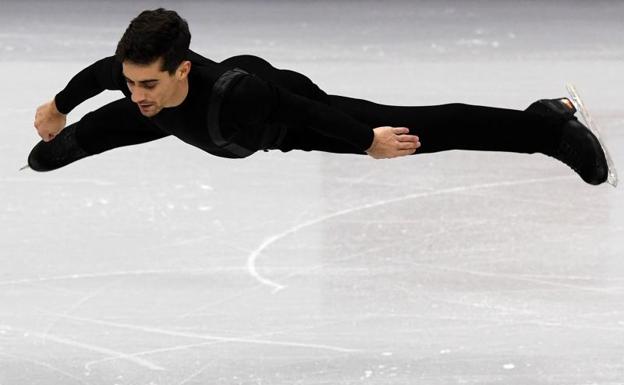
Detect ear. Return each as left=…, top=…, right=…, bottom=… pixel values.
left=178, top=60, right=191, bottom=79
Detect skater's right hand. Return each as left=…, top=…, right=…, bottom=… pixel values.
left=34, top=99, right=66, bottom=142
left=366, top=126, right=421, bottom=159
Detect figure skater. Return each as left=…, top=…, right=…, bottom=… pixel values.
left=30, top=8, right=609, bottom=186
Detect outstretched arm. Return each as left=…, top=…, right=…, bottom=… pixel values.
left=34, top=55, right=125, bottom=142
left=226, top=73, right=420, bottom=158
left=29, top=98, right=169, bottom=172
left=54, top=55, right=125, bottom=114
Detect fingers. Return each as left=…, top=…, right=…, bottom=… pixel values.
left=393, top=132, right=421, bottom=155
left=396, top=134, right=419, bottom=142
left=392, top=126, right=410, bottom=134
left=393, top=127, right=419, bottom=145
left=401, top=147, right=419, bottom=155
left=377, top=143, right=420, bottom=159
left=396, top=130, right=421, bottom=150
left=397, top=141, right=421, bottom=150
left=396, top=137, right=420, bottom=150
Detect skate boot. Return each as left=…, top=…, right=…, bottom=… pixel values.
left=525, top=97, right=608, bottom=185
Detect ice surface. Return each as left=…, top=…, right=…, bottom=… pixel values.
left=1, top=1, right=623, bottom=384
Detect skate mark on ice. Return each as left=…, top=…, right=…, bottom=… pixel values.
left=86, top=316, right=356, bottom=370
left=0, top=268, right=246, bottom=287
left=6, top=324, right=164, bottom=371
left=179, top=245, right=387, bottom=319
left=174, top=317, right=362, bottom=385
left=409, top=262, right=621, bottom=294
left=0, top=350, right=93, bottom=385
left=41, top=282, right=118, bottom=345
left=246, top=175, right=574, bottom=291
left=44, top=312, right=361, bottom=354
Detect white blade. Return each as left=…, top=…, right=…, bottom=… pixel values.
left=566, top=83, right=618, bottom=187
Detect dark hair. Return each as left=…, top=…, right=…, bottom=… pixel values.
left=115, top=8, right=191, bottom=75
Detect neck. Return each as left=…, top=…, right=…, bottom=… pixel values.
left=167, top=77, right=189, bottom=108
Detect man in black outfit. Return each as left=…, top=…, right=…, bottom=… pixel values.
left=30, top=8, right=609, bottom=185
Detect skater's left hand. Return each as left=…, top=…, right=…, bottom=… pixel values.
left=366, top=126, right=421, bottom=159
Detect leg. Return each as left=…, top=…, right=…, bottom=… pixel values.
left=28, top=98, right=169, bottom=171
left=324, top=94, right=609, bottom=185
left=326, top=95, right=567, bottom=155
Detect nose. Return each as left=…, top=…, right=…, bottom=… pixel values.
left=131, top=89, right=146, bottom=104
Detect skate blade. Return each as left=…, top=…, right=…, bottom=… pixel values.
left=565, top=83, right=618, bottom=188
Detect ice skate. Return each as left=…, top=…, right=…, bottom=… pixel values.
left=526, top=96, right=612, bottom=186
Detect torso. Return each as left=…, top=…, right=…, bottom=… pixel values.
left=143, top=51, right=332, bottom=158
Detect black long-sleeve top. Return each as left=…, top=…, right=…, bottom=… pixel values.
left=54, top=50, right=374, bottom=158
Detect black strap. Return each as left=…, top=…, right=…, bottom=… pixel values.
left=207, top=67, right=254, bottom=158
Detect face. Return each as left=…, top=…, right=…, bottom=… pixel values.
left=122, top=57, right=190, bottom=117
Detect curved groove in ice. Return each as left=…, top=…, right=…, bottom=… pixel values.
left=246, top=175, right=574, bottom=291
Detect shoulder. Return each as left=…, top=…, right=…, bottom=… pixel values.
left=187, top=54, right=235, bottom=89
left=220, top=54, right=274, bottom=69
left=187, top=49, right=218, bottom=66
left=220, top=55, right=329, bottom=103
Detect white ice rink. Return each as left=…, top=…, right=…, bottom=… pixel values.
left=1, top=1, right=623, bottom=384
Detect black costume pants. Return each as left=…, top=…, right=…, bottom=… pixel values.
left=285, top=95, right=562, bottom=155
left=28, top=94, right=563, bottom=171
